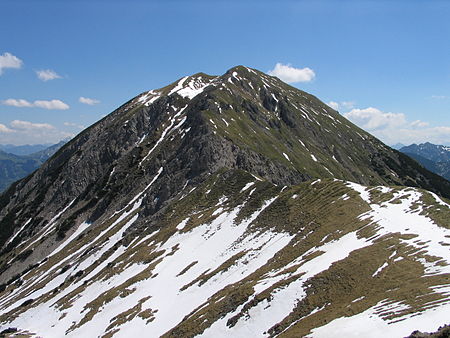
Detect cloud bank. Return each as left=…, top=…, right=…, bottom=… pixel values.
left=0, top=120, right=74, bottom=145
left=344, top=107, right=406, bottom=130
left=2, top=98, right=69, bottom=110
left=0, top=124, right=14, bottom=133
left=10, top=120, right=54, bottom=130
left=343, top=106, right=450, bottom=145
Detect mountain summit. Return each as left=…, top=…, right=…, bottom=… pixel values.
left=0, top=66, right=449, bottom=337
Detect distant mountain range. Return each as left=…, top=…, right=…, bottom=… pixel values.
left=399, top=142, right=450, bottom=180
left=0, top=143, right=53, bottom=156
left=0, top=141, right=66, bottom=191
left=391, top=143, right=406, bottom=150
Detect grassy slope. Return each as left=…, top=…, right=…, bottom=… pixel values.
left=1, top=169, right=449, bottom=337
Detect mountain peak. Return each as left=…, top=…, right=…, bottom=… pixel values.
left=224, top=65, right=261, bottom=77
left=0, top=67, right=449, bottom=268
left=0, top=66, right=450, bottom=337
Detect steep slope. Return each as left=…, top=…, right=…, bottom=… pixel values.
left=403, top=152, right=450, bottom=180
left=0, top=66, right=449, bottom=337
left=0, top=172, right=449, bottom=337
left=1, top=66, right=448, bottom=282
left=400, top=143, right=450, bottom=181
left=27, top=141, right=67, bottom=163
left=434, top=161, right=450, bottom=181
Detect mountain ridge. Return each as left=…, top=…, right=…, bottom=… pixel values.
left=0, top=66, right=449, bottom=337
left=400, top=142, right=450, bottom=162
left=399, top=142, right=450, bottom=181
left=0, top=144, right=53, bottom=156
left=1, top=65, right=449, bottom=280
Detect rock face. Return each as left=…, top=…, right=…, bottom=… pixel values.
left=0, top=66, right=449, bottom=337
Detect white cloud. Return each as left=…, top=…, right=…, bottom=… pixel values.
left=268, top=63, right=315, bottom=83
left=343, top=106, right=450, bottom=145
left=327, top=101, right=340, bottom=110
left=0, top=124, right=15, bottom=133
left=341, top=101, right=355, bottom=109
left=410, top=120, right=429, bottom=128
left=344, top=107, right=406, bottom=130
left=377, top=126, right=450, bottom=146
left=0, top=120, right=74, bottom=144
left=33, top=99, right=69, bottom=110
left=79, top=96, right=100, bottom=105
left=36, top=69, right=62, bottom=81
left=0, top=52, right=23, bottom=75
left=431, top=95, right=447, bottom=99
left=2, top=98, right=69, bottom=110
left=10, top=120, right=54, bottom=130
left=1, top=98, right=33, bottom=107
left=327, top=100, right=355, bottom=111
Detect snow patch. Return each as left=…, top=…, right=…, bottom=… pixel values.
left=347, top=182, right=371, bottom=204
left=240, top=182, right=255, bottom=192
left=310, top=298, right=450, bottom=338
left=176, top=218, right=190, bottom=230
left=372, top=262, right=388, bottom=277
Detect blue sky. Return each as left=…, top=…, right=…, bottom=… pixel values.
left=1, top=0, right=449, bottom=145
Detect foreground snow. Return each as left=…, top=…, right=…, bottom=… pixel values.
left=1, top=179, right=449, bottom=337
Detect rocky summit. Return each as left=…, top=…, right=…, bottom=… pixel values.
left=0, top=66, right=449, bottom=337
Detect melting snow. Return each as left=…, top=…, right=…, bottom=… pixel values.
left=311, top=179, right=321, bottom=186
left=3, top=177, right=450, bottom=338
left=372, top=262, right=388, bottom=277
left=360, top=189, right=450, bottom=275
left=49, top=221, right=92, bottom=258
left=6, top=218, right=31, bottom=246
left=347, top=182, right=371, bottom=204
left=176, top=77, right=213, bottom=99
left=139, top=106, right=188, bottom=166
left=341, top=194, right=350, bottom=201
left=310, top=299, right=450, bottom=338
left=176, top=218, right=190, bottom=230
left=168, top=77, right=188, bottom=96
left=240, top=182, right=255, bottom=192
left=138, top=90, right=160, bottom=106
